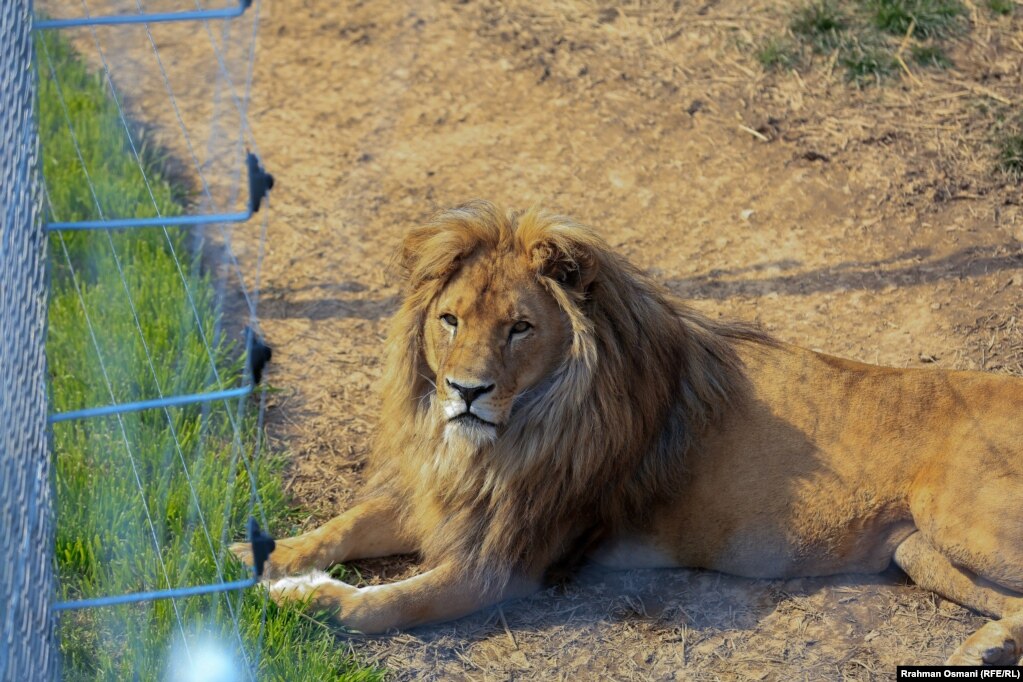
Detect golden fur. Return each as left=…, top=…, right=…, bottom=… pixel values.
left=233, top=201, right=1023, bottom=665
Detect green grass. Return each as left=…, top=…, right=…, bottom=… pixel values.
left=986, top=0, right=1015, bottom=15
left=790, top=0, right=849, bottom=52
left=997, top=131, right=1023, bottom=178
left=758, top=0, right=965, bottom=83
left=868, top=0, right=965, bottom=38
left=972, top=103, right=1023, bottom=180
left=910, top=43, right=952, bottom=67
left=840, top=40, right=899, bottom=83
left=755, top=37, right=801, bottom=70
left=38, top=31, right=380, bottom=682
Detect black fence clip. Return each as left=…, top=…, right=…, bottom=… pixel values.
left=244, top=325, right=273, bottom=385
left=246, top=152, right=274, bottom=214
left=247, top=517, right=276, bottom=579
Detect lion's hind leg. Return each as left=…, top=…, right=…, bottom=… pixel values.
left=229, top=497, right=415, bottom=579
left=894, top=532, right=1023, bottom=664
left=945, top=614, right=1023, bottom=666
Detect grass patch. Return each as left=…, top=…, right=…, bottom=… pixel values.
left=997, top=131, right=1023, bottom=178
left=868, top=0, right=965, bottom=38
left=756, top=37, right=801, bottom=70
left=973, top=103, right=1023, bottom=180
left=39, top=30, right=380, bottom=682
left=758, top=0, right=965, bottom=82
left=790, top=1, right=849, bottom=51
left=986, top=0, right=1015, bottom=15
left=910, top=43, right=952, bottom=67
left=841, top=41, right=899, bottom=84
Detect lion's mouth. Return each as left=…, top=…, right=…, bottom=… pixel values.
left=449, top=412, right=497, bottom=428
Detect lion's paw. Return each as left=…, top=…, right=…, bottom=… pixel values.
left=947, top=622, right=1020, bottom=666
left=228, top=539, right=304, bottom=580
left=267, top=571, right=360, bottom=619
left=228, top=541, right=255, bottom=570
left=268, top=571, right=335, bottom=602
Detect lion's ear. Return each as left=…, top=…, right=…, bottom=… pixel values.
left=398, top=202, right=507, bottom=289
left=397, top=224, right=470, bottom=290
left=530, top=237, right=598, bottom=291
left=397, top=226, right=435, bottom=286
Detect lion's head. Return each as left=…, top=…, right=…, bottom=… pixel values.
left=422, top=246, right=572, bottom=444
left=376, top=201, right=615, bottom=453
left=368, top=200, right=769, bottom=586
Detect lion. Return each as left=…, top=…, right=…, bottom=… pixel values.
left=232, top=200, right=1023, bottom=665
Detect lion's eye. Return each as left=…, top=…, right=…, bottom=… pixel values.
left=440, top=313, right=458, bottom=328
left=510, top=320, right=532, bottom=336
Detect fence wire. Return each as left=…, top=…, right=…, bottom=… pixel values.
left=0, top=1, right=59, bottom=679
left=15, top=0, right=273, bottom=677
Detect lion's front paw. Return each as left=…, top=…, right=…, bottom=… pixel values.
left=267, top=570, right=335, bottom=602
left=947, top=621, right=1020, bottom=665
left=228, top=541, right=256, bottom=571
left=268, top=571, right=360, bottom=621
left=228, top=539, right=304, bottom=579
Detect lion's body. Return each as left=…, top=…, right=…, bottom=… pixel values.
left=232, top=202, right=1023, bottom=663
left=599, top=343, right=1023, bottom=586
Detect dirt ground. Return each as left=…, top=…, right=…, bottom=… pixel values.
left=50, top=0, right=1023, bottom=678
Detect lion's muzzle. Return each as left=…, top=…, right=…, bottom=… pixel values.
left=445, top=378, right=494, bottom=409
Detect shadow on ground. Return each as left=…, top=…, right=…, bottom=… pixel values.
left=671, top=244, right=1023, bottom=300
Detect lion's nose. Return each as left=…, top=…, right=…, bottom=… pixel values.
left=446, top=379, right=494, bottom=408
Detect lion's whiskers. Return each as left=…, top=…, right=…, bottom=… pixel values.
left=413, top=373, right=439, bottom=413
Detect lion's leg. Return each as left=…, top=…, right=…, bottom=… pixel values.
left=906, top=463, right=1023, bottom=664
left=229, top=497, right=415, bottom=579
left=268, top=562, right=540, bottom=633
left=893, top=533, right=1023, bottom=618
left=945, top=613, right=1023, bottom=666
left=894, top=532, right=1023, bottom=665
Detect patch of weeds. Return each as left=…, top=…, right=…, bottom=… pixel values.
left=841, top=41, right=899, bottom=84
left=868, top=0, right=966, bottom=38
left=757, top=0, right=966, bottom=82
left=756, top=37, right=800, bottom=70
left=790, top=1, right=849, bottom=52
left=986, top=105, right=1023, bottom=178
left=997, top=130, right=1023, bottom=179
left=910, top=43, right=952, bottom=67
left=986, top=0, right=1014, bottom=15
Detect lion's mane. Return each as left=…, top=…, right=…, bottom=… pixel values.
left=364, top=201, right=771, bottom=588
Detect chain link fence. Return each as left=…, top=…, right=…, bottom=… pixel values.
left=0, top=1, right=60, bottom=679
left=2, top=1, right=275, bottom=677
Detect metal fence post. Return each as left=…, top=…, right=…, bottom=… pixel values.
left=0, top=0, right=59, bottom=679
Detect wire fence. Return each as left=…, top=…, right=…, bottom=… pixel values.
left=3, top=0, right=276, bottom=678
left=0, top=2, right=59, bottom=679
